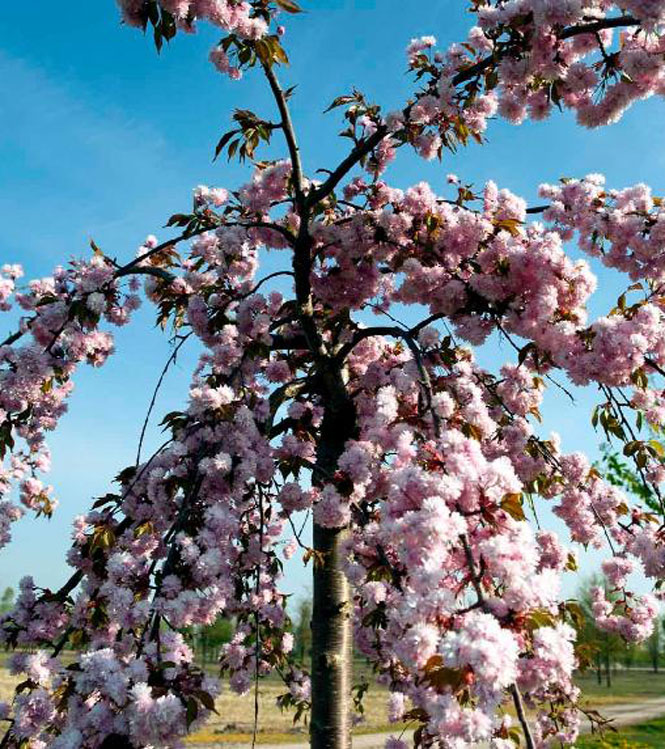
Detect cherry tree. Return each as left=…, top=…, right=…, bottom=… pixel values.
left=2, top=1, right=665, bottom=747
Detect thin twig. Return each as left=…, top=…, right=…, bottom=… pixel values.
left=136, top=333, right=192, bottom=466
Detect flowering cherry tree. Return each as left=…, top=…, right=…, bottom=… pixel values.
left=3, top=1, right=665, bottom=747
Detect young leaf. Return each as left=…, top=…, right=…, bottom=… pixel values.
left=213, top=129, right=240, bottom=161
left=275, top=0, right=302, bottom=13
left=501, top=492, right=526, bottom=521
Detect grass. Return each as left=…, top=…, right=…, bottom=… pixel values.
left=576, top=670, right=665, bottom=701
left=183, top=670, right=665, bottom=744
left=184, top=670, right=665, bottom=744
left=576, top=716, right=665, bottom=748
left=183, top=678, right=402, bottom=744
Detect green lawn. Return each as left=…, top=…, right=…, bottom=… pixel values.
left=573, top=671, right=665, bottom=747
left=577, top=716, right=665, bottom=748
left=576, top=670, right=665, bottom=703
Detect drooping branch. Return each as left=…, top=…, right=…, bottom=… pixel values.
left=461, top=535, right=536, bottom=749
left=509, top=685, right=536, bottom=749
left=116, top=266, right=176, bottom=284
left=136, top=332, right=192, bottom=465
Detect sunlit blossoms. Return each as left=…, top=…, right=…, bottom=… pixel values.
left=0, top=254, right=145, bottom=550
left=398, top=0, right=665, bottom=160
left=3, top=1, right=665, bottom=748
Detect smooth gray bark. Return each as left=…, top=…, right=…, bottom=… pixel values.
left=310, top=368, right=356, bottom=749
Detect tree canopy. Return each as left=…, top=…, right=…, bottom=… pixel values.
left=3, top=1, right=665, bottom=747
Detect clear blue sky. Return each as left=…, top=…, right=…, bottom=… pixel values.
left=2, top=0, right=665, bottom=601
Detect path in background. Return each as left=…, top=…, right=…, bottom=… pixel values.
left=581, top=695, right=665, bottom=731
left=187, top=696, right=665, bottom=748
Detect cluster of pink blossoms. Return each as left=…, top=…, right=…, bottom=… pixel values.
left=540, top=174, right=665, bottom=282
left=336, top=329, right=648, bottom=745
left=0, top=254, right=144, bottom=551
left=117, top=0, right=269, bottom=37
left=116, top=0, right=280, bottom=79
left=385, top=0, right=665, bottom=165
left=0, top=188, right=304, bottom=746
left=0, top=265, right=22, bottom=312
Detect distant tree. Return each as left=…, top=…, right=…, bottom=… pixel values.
left=622, top=640, right=637, bottom=670
left=294, top=599, right=312, bottom=664
left=193, top=618, right=235, bottom=666
left=598, top=443, right=662, bottom=514
left=576, top=576, right=624, bottom=688
left=0, top=587, right=13, bottom=615
left=646, top=616, right=662, bottom=673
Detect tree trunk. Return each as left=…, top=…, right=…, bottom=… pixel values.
left=291, top=209, right=356, bottom=747
left=310, top=365, right=356, bottom=749
left=605, top=650, right=611, bottom=688
left=311, top=524, right=352, bottom=749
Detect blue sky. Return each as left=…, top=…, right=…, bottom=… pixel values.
left=2, top=0, right=665, bottom=603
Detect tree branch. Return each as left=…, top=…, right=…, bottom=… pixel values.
left=116, top=226, right=212, bottom=278
left=510, top=685, right=536, bottom=749
left=335, top=323, right=441, bottom=435
left=560, top=14, right=638, bottom=40
left=270, top=332, right=310, bottom=350
left=451, top=15, right=639, bottom=87
left=306, top=125, right=388, bottom=208
left=306, top=14, right=640, bottom=210
left=0, top=328, right=27, bottom=348
left=461, top=534, right=537, bottom=749
left=224, top=221, right=296, bottom=243
left=116, top=266, right=176, bottom=284
left=136, top=333, right=192, bottom=466
left=262, top=62, right=305, bottom=208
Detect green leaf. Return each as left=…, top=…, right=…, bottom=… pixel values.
left=518, top=342, right=535, bottom=366
left=255, top=38, right=271, bottom=64
left=213, top=129, right=240, bottom=161
left=275, top=0, right=302, bottom=13
left=196, top=690, right=218, bottom=713
left=269, top=37, right=289, bottom=65
left=527, top=608, right=556, bottom=630
left=238, top=45, right=252, bottom=65
left=422, top=656, right=464, bottom=691
left=228, top=139, right=243, bottom=160
left=324, top=95, right=357, bottom=113
left=162, top=10, right=177, bottom=40
left=623, top=440, right=640, bottom=457
left=90, top=238, right=104, bottom=257
left=147, top=0, right=160, bottom=26
left=166, top=213, right=192, bottom=227
left=186, top=697, right=199, bottom=726
left=493, top=217, right=523, bottom=237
